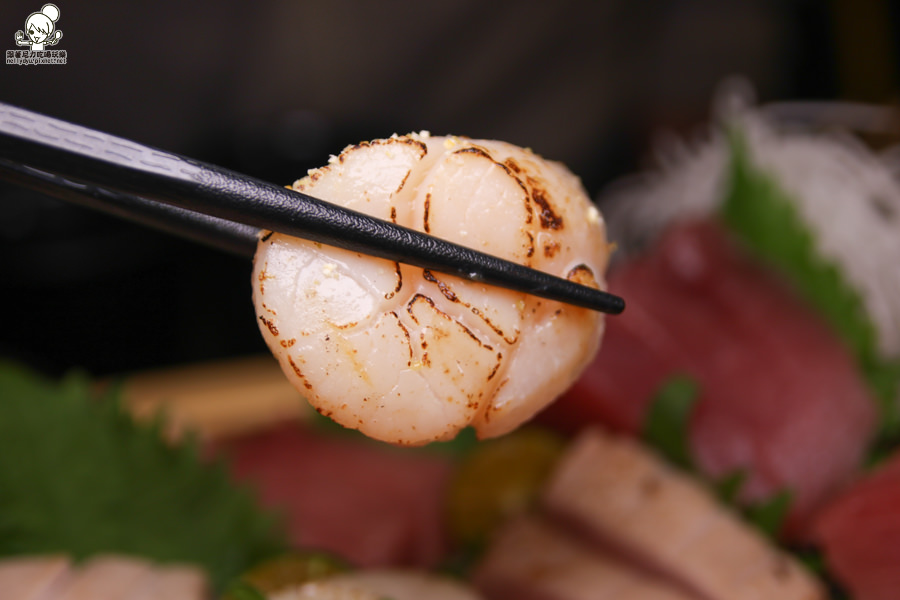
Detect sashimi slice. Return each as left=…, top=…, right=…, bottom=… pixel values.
left=222, top=423, right=453, bottom=568
left=0, top=555, right=69, bottom=600
left=473, top=515, right=694, bottom=600
left=131, top=564, right=208, bottom=600
left=0, top=555, right=208, bottom=600
left=675, top=222, right=877, bottom=521
left=814, top=452, right=900, bottom=600
left=54, top=556, right=152, bottom=600
left=542, top=429, right=825, bottom=600
left=540, top=299, right=681, bottom=435
left=540, top=219, right=876, bottom=535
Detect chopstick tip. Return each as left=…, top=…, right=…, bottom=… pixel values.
left=605, top=294, right=625, bottom=315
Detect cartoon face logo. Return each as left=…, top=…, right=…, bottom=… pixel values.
left=15, top=4, right=63, bottom=51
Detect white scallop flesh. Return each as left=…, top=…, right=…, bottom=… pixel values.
left=252, top=133, right=609, bottom=445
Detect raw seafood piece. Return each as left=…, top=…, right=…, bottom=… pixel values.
left=0, top=555, right=68, bottom=600
left=540, top=220, right=877, bottom=535
left=814, top=451, right=900, bottom=600
left=0, top=555, right=207, bottom=600
left=541, top=429, right=825, bottom=600
left=253, top=133, right=610, bottom=445
left=55, top=557, right=153, bottom=599
left=474, top=516, right=693, bottom=600
left=224, top=423, right=453, bottom=568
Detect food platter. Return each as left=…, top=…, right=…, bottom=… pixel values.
left=2, top=6, right=899, bottom=597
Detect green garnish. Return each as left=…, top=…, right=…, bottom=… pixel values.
left=721, top=129, right=900, bottom=441
left=744, top=489, right=793, bottom=538
left=712, top=470, right=747, bottom=505
left=642, top=375, right=699, bottom=469
left=0, top=362, right=286, bottom=591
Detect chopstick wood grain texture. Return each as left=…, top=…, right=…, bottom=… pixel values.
left=0, top=103, right=624, bottom=314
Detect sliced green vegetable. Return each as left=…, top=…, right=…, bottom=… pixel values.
left=642, top=375, right=700, bottom=469
left=721, top=129, right=900, bottom=440
left=0, top=361, right=286, bottom=591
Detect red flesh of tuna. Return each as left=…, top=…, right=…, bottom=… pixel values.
left=814, top=452, right=900, bottom=600
left=540, top=219, right=877, bottom=536
left=223, top=423, right=453, bottom=568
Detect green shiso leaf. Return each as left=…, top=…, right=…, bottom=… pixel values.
left=0, top=361, right=287, bottom=591
left=721, top=129, right=900, bottom=441
left=642, top=375, right=699, bottom=469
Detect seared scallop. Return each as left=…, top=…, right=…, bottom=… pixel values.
left=253, top=133, right=609, bottom=445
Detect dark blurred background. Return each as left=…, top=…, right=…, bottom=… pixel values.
left=1, top=0, right=898, bottom=377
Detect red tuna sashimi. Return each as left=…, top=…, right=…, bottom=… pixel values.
left=540, top=219, right=877, bottom=535
left=814, top=452, right=900, bottom=600
left=222, top=423, right=453, bottom=568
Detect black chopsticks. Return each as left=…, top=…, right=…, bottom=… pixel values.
left=0, top=103, right=624, bottom=314
left=0, top=158, right=261, bottom=257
